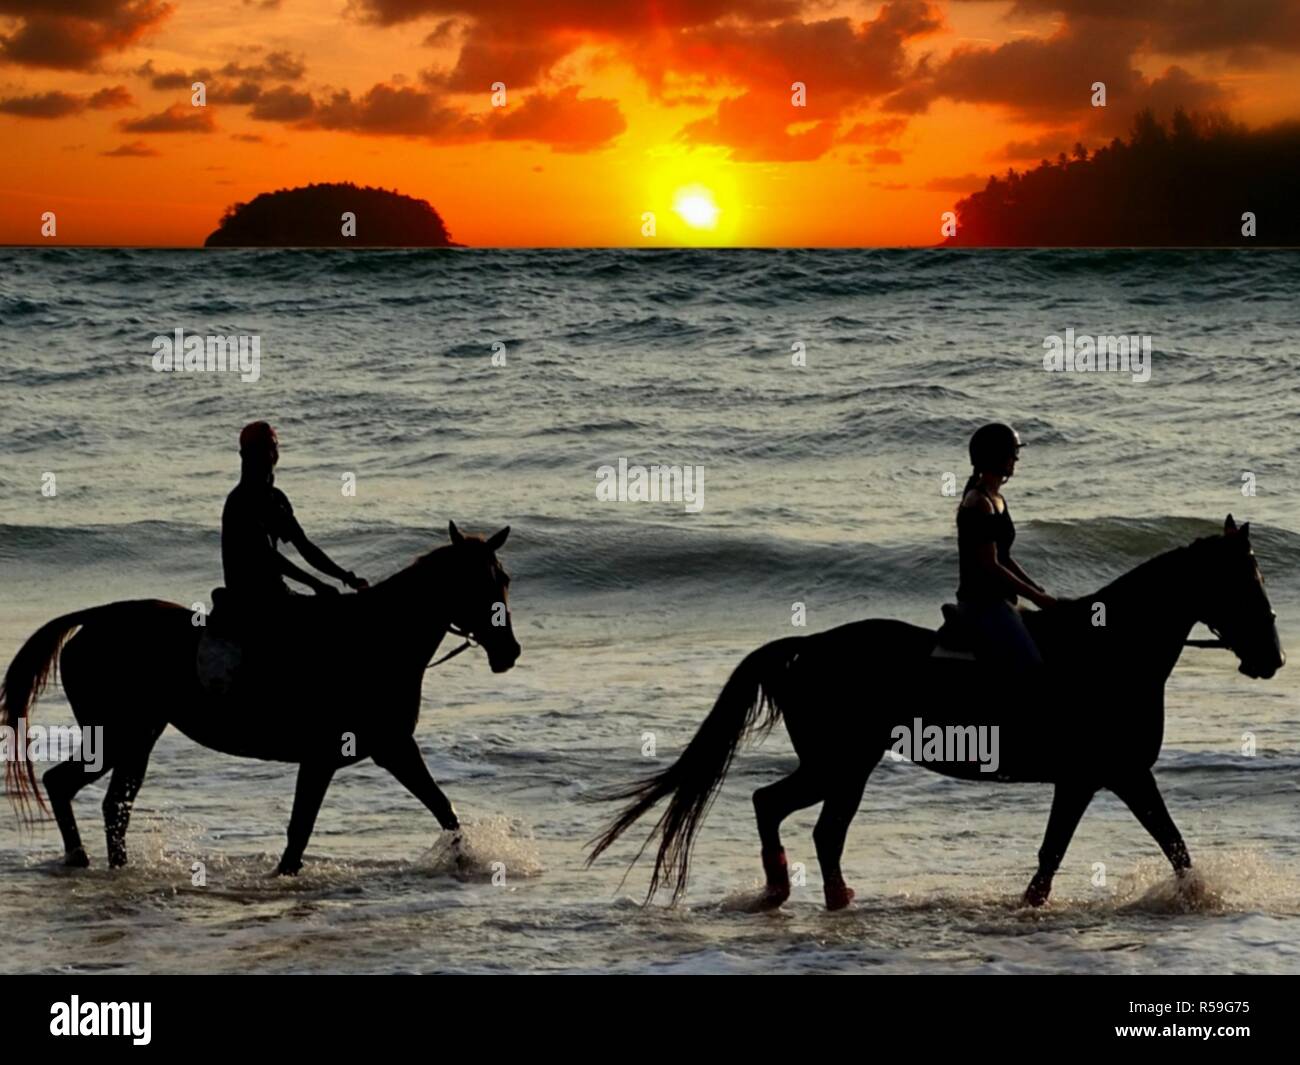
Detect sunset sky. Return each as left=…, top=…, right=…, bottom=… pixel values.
left=4, top=0, right=1300, bottom=246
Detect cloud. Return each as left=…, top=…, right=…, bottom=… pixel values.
left=923, top=172, right=986, bottom=192
left=299, top=80, right=624, bottom=151
left=249, top=85, right=315, bottom=121
left=885, top=16, right=1229, bottom=135
left=101, top=139, right=158, bottom=156
left=668, top=3, right=942, bottom=160
left=996, top=1, right=1300, bottom=61
left=841, top=117, right=909, bottom=143
left=119, top=102, right=216, bottom=132
left=679, top=90, right=838, bottom=161
left=308, top=83, right=475, bottom=136
left=996, top=130, right=1074, bottom=161
left=421, top=27, right=570, bottom=91
left=347, top=0, right=802, bottom=33
left=132, top=51, right=305, bottom=106
left=0, top=1, right=173, bottom=71
left=0, top=83, right=133, bottom=118
left=484, top=84, right=625, bottom=150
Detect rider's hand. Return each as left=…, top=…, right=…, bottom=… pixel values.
left=344, top=572, right=369, bottom=591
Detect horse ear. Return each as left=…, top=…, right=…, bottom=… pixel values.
left=1239, top=521, right=1251, bottom=540
left=1224, top=514, right=1237, bottom=535
left=449, top=520, right=465, bottom=546
left=486, top=525, right=510, bottom=552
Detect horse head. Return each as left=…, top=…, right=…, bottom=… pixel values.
left=443, top=520, right=521, bottom=674
left=1191, top=514, right=1285, bottom=680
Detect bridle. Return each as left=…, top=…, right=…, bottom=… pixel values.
left=424, top=623, right=478, bottom=670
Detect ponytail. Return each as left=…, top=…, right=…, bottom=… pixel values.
left=956, top=469, right=979, bottom=519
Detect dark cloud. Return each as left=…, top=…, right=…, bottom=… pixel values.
left=0, top=1, right=173, bottom=71
left=287, top=79, right=623, bottom=150
left=347, top=0, right=801, bottom=33
left=885, top=17, right=1229, bottom=134
left=923, top=172, right=986, bottom=191
left=249, top=85, right=314, bottom=121
left=0, top=83, right=132, bottom=117
left=308, top=83, right=475, bottom=136
left=997, top=1, right=1300, bottom=61
left=101, top=138, right=157, bottom=155
left=119, top=102, right=216, bottom=132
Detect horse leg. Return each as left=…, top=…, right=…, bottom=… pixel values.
left=275, top=760, right=336, bottom=875
left=812, top=760, right=876, bottom=911
left=1108, top=768, right=1191, bottom=875
left=1023, top=781, right=1098, bottom=907
left=102, top=727, right=164, bottom=869
left=44, top=758, right=112, bottom=867
left=372, top=736, right=460, bottom=831
left=751, top=766, right=823, bottom=908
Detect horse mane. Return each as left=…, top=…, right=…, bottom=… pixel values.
left=1087, top=541, right=1192, bottom=603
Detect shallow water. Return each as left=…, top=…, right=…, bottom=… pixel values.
left=1, top=248, right=1297, bottom=973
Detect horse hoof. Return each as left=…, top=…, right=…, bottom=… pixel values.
left=746, top=885, right=790, bottom=913
left=824, top=882, right=855, bottom=911
left=1023, top=877, right=1051, bottom=908
left=274, top=861, right=302, bottom=877
left=63, top=847, right=90, bottom=869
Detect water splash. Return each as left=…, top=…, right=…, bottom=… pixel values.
left=416, top=815, right=542, bottom=881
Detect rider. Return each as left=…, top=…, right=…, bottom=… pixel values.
left=221, top=422, right=368, bottom=611
left=956, top=423, right=1055, bottom=667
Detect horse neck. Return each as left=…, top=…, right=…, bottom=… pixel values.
left=1082, top=546, right=1199, bottom=678
left=369, top=549, right=455, bottom=665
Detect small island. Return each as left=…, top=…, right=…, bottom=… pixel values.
left=203, top=182, right=459, bottom=247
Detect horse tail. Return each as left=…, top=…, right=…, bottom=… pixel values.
left=1, top=601, right=171, bottom=822
left=587, top=636, right=804, bottom=902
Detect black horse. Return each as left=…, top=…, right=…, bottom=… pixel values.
left=1, top=522, right=518, bottom=874
left=590, top=516, right=1284, bottom=910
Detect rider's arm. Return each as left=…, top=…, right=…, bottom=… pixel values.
left=275, top=492, right=362, bottom=589
left=276, top=550, right=333, bottom=593
left=962, top=492, right=1052, bottom=607
left=287, top=526, right=353, bottom=585
left=1004, top=556, right=1044, bottom=593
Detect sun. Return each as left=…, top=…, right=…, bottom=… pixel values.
left=673, top=184, right=721, bottom=230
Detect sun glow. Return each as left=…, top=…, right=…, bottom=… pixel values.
left=673, top=184, right=721, bottom=229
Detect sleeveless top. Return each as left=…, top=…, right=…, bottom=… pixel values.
left=956, top=486, right=1016, bottom=604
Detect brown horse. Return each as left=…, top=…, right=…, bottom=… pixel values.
left=1, top=521, right=518, bottom=874
left=589, top=516, right=1284, bottom=911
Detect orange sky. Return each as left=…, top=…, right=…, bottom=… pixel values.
left=3, top=1, right=1299, bottom=246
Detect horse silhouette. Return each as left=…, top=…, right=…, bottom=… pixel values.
left=590, top=516, right=1284, bottom=911
left=1, top=522, right=517, bottom=875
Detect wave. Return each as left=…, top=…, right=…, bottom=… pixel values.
left=4, top=515, right=1296, bottom=603
left=10, top=248, right=1299, bottom=315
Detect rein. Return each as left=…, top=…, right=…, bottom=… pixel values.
left=425, top=624, right=477, bottom=670
left=1184, top=638, right=1228, bottom=649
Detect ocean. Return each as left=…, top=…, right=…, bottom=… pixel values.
left=1, top=247, right=1298, bottom=974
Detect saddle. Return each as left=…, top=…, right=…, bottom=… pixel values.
left=196, top=588, right=243, bottom=695
left=931, top=603, right=976, bottom=660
